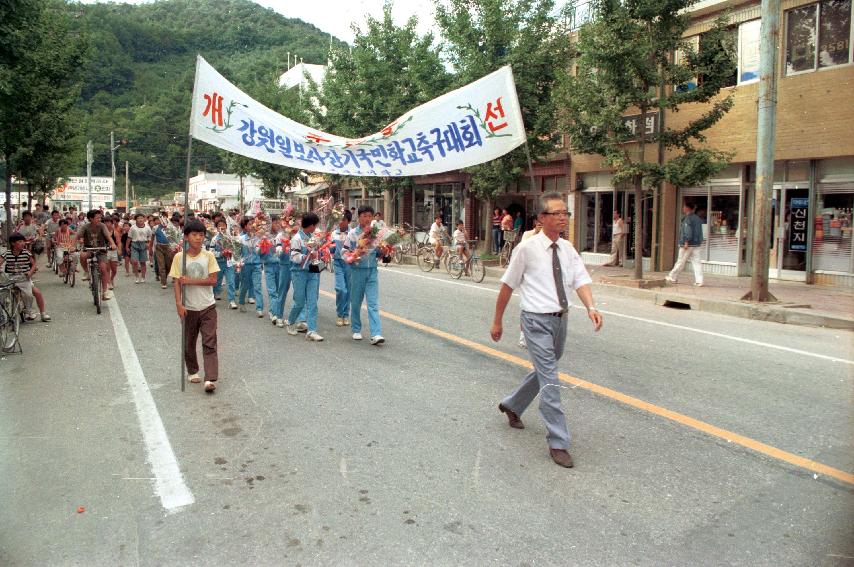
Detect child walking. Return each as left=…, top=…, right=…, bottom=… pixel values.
left=170, top=220, right=221, bottom=393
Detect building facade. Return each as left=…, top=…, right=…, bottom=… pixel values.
left=568, top=0, right=854, bottom=285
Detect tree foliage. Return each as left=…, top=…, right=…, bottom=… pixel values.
left=436, top=0, right=572, bottom=200
left=558, top=0, right=736, bottom=278
left=305, top=3, right=451, bottom=193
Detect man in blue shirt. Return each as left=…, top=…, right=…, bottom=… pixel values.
left=666, top=202, right=705, bottom=286
left=331, top=210, right=353, bottom=327
left=347, top=205, right=386, bottom=345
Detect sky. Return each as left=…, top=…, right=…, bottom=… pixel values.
left=79, top=0, right=438, bottom=44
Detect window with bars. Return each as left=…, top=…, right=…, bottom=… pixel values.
left=786, top=0, right=853, bottom=75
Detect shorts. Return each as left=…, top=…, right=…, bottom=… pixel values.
left=13, top=279, right=34, bottom=306
left=107, top=249, right=119, bottom=263
left=130, top=241, right=149, bottom=262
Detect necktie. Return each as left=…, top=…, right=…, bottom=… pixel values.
left=551, top=243, right=569, bottom=313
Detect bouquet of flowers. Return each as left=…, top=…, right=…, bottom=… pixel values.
left=217, top=231, right=244, bottom=268
left=161, top=221, right=184, bottom=254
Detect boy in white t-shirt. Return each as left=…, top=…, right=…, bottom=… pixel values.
left=128, top=213, right=153, bottom=283
left=170, top=220, right=220, bottom=393
left=452, top=220, right=470, bottom=275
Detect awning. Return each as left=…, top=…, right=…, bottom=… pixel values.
left=293, top=182, right=329, bottom=197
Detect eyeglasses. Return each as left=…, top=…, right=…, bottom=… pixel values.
left=541, top=211, right=570, bottom=217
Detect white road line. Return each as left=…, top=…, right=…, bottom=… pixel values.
left=107, top=299, right=195, bottom=513
left=381, top=267, right=854, bottom=366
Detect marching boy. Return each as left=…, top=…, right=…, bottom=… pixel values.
left=170, top=220, right=221, bottom=393
left=347, top=205, right=385, bottom=345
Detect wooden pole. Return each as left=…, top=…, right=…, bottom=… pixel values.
left=180, top=134, right=193, bottom=392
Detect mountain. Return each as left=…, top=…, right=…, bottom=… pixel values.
left=68, top=0, right=346, bottom=200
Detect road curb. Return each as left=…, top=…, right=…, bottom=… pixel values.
left=397, top=255, right=853, bottom=329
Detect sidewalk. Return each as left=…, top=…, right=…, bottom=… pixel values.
left=482, top=262, right=854, bottom=330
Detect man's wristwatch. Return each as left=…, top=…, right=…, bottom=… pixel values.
left=586, top=305, right=599, bottom=313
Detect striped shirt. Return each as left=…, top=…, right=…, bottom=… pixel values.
left=2, top=250, right=32, bottom=275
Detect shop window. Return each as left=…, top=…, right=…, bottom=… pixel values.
left=786, top=0, right=853, bottom=75
left=708, top=194, right=741, bottom=262
left=813, top=187, right=854, bottom=272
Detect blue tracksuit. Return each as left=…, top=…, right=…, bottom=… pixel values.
left=347, top=225, right=382, bottom=336
left=287, top=230, right=320, bottom=332
left=210, top=232, right=236, bottom=302
left=257, top=238, right=279, bottom=315
left=238, top=234, right=263, bottom=309
left=331, top=227, right=351, bottom=318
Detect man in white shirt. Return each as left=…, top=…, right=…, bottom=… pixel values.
left=491, top=192, right=603, bottom=469
left=428, top=215, right=445, bottom=265
left=604, top=210, right=627, bottom=266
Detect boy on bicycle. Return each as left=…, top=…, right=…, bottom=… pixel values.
left=428, top=215, right=445, bottom=266
left=76, top=209, right=118, bottom=301
left=453, top=220, right=470, bottom=275
left=170, top=219, right=220, bottom=393
left=52, top=220, right=78, bottom=277
left=0, top=233, right=51, bottom=322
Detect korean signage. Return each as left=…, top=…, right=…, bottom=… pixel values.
left=621, top=112, right=659, bottom=141
left=189, top=56, right=527, bottom=177
left=53, top=177, right=114, bottom=205
left=788, top=197, right=809, bottom=252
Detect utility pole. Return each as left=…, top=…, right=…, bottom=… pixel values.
left=742, top=0, right=780, bottom=302
left=125, top=161, right=130, bottom=211
left=86, top=140, right=93, bottom=211
left=110, top=131, right=116, bottom=186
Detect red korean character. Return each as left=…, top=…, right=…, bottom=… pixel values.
left=484, top=97, right=508, bottom=133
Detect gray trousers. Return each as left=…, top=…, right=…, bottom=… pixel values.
left=501, top=311, right=570, bottom=449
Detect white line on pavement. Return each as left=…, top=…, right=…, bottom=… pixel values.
left=107, top=298, right=195, bottom=513
left=381, top=267, right=854, bottom=366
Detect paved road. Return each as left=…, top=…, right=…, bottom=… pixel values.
left=1, top=261, right=852, bottom=566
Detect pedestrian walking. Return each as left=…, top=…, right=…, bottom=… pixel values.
left=128, top=214, right=153, bottom=283
left=666, top=202, right=705, bottom=286
left=171, top=219, right=220, bottom=393
left=237, top=217, right=262, bottom=314
left=210, top=219, right=237, bottom=307
left=286, top=213, right=323, bottom=341
left=604, top=211, right=627, bottom=266
left=490, top=192, right=603, bottom=468
left=492, top=208, right=502, bottom=254
left=152, top=216, right=175, bottom=289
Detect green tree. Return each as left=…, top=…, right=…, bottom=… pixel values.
left=559, top=0, right=735, bottom=279
left=436, top=0, right=572, bottom=200
left=1, top=0, right=86, bottom=237
left=306, top=2, right=451, bottom=194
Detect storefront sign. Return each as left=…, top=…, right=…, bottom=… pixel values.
left=52, top=176, right=114, bottom=205
left=621, top=112, right=658, bottom=141
left=189, top=56, right=527, bottom=177
left=788, top=197, right=809, bottom=251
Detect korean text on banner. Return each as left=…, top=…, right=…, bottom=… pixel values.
left=189, top=56, right=526, bottom=177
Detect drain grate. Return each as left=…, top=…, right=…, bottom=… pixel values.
left=662, top=300, right=692, bottom=310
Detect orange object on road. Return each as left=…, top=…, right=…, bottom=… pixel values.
left=76, top=506, right=85, bottom=514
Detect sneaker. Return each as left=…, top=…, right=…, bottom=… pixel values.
left=25, top=312, right=37, bottom=321
left=103, top=290, right=114, bottom=300
left=306, top=331, right=324, bottom=342
left=257, top=311, right=264, bottom=318
left=352, top=332, right=363, bottom=340
left=109, top=284, right=114, bottom=290
left=82, top=274, right=90, bottom=281
left=296, top=322, right=308, bottom=333
left=286, top=323, right=298, bottom=336
left=276, top=319, right=285, bottom=328
left=204, top=381, right=216, bottom=393
left=248, top=297, right=255, bottom=304
left=238, top=305, right=247, bottom=313
left=336, top=317, right=345, bottom=327
left=269, top=312, right=277, bottom=323
left=694, top=282, right=704, bottom=287
left=188, top=373, right=202, bottom=383
left=665, top=275, right=676, bottom=283
left=370, top=335, right=385, bottom=345
left=229, top=301, right=238, bottom=310
left=40, top=313, right=51, bottom=322
left=134, top=278, right=140, bottom=284
left=343, top=317, right=350, bottom=326
left=161, top=284, right=167, bottom=289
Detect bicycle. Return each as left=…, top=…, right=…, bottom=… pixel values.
left=448, top=239, right=486, bottom=283
left=83, top=247, right=108, bottom=314
left=417, top=229, right=451, bottom=273
left=499, top=229, right=518, bottom=268
left=0, top=274, right=27, bottom=354
left=59, top=248, right=77, bottom=288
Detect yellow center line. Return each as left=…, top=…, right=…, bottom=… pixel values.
left=319, top=290, right=854, bottom=486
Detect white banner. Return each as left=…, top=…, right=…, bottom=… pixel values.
left=53, top=176, right=114, bottom=205
left=189, top=56, right=527, bottom=177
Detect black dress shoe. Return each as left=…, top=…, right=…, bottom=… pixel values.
left=549, top=448, right=574, bottom=468
left=498, top=403, right=524, bottom=429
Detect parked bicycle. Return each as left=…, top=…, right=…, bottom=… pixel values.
left=0, top=274, right=27, bottom=353
left=83, top=247, right=108, bottom=314
left=499, top=229, right=518, bottom=268
left=448, top=239, right=486, bottom=283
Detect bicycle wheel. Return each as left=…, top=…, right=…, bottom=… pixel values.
left=91, top=264, right=102, bottom=314
left=499, top=243, right=512, bottom=268
left=441, top=252, right=450, bottom=273
left=417, top=248, right=435, bottom=272
left=470, top=258, right=486, bottom=283
left=447, top=254, right=464, bottom=279
left=70, top=267, right=76, bottom=288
